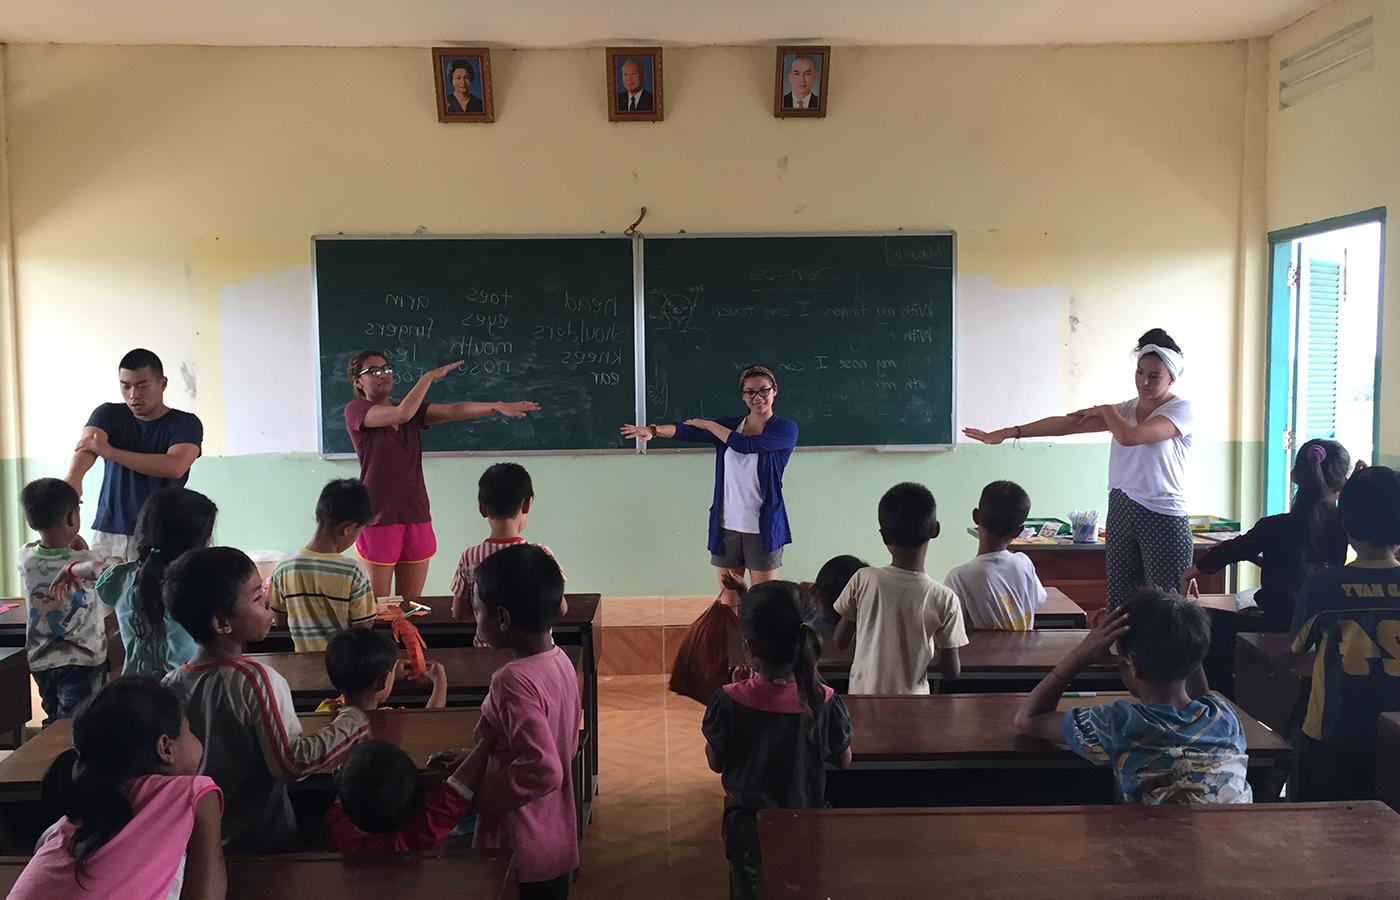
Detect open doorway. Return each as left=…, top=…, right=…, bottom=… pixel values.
left=1265, top=210, right=1385, bottom=515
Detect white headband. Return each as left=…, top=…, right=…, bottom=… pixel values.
left=1137, top=344, right=1184, bottom=380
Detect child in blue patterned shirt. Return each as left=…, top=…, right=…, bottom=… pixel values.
left=1015, top=587, right=1251, bottom=804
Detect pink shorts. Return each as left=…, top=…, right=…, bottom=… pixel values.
left=356, top=522, right=437, bottom=566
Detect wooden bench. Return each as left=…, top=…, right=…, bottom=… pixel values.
left=758, top=802, right=1400, bottom=898
left=816, top=629, right=1121, bottom=694
left=249, top=592, right=600, bottom=802
left=0, top=707, right=592, bottom=852
left=0, top=850, right=517, bottom=898
left=832, top=692, right=1290, bottom=806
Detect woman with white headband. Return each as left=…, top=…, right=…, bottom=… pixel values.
left=963, top=328, right=1194, bottom=611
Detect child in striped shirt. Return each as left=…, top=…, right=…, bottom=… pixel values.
left=451, top=464, right=565, bottom=623
left=163, top=546, right=371, bottom=852
left=269, top=479, right=377, bottom=651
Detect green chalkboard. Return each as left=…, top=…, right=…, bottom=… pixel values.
left=642, top=235, right=954, bottom=447
left=315, top=237, right=635, bottom=454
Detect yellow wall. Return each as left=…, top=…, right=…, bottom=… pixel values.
left=1, top=42, right=1266, bottom=594
left=1268, top=0, right=1400, bottom=456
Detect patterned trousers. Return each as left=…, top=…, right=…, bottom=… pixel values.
left=1105, top=489, right=1193, bottom=611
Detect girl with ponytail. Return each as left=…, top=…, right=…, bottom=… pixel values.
left=95, top=487, right=218, bottom=675
left=701, top=581, right=853, bottom=900
left=1185, top=438, right=1355, bottom=692
left=10, top=676, right=225, bottom=900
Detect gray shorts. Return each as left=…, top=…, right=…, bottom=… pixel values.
left=711, top=529, right=784, bottom=572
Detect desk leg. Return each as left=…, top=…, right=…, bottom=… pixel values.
left=582, top=626, right=598, bottom=800
left=0, top=662, right=30, bottom=750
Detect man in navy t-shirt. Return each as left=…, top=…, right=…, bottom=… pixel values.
left=64, top=349, right=203, bottom=560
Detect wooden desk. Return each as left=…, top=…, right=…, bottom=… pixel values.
left=0, top=649, right=29, bottom=750
left=247, top=592, right=601, bottom=802
left=1031, top=587, right=1085, bottom=630
left=1008, top=539, right=1230, bottom=611
left=817, top=630, right=1120, bottom=694
left=249, top=645, right=581, bottom=711
left=0, top=603, right=125, bottom=675
left=1379, top=713, right=1400, bottom=813
left=831, top=693, right=1289, bottom=806
left=1234, top=632, right=1313, bottom=736
left=0, top=851, right=517, bottom=898
left=0, top=605, right=24, bottom=648
left=758, top=802, right=1400, bottom=899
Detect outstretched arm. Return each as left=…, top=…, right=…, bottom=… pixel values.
left=426, top=400, right=540, bottom=426
left=964, top=411, right=1109, bottom=445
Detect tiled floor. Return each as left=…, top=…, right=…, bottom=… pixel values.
left=574, top=675, right=728, bottom=900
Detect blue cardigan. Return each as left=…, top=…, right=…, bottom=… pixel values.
left=672, top=415, right=798, bottom=555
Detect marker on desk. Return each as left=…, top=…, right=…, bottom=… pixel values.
left=1062, top=691, right=1097, bottom=698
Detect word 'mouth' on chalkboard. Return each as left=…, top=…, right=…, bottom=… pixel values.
left=643, top=234, right=954, bottom=447
left=315, top=237, right=636, bottom=453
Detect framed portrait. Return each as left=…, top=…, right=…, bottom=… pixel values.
left=432, top=47, right=494, bottom=123
left=774, top=46, right=830, bottom=118
left=606, top=47, right=663, bottom=122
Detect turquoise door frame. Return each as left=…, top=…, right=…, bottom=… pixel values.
left=1264, top=207, right=1386, bottom=515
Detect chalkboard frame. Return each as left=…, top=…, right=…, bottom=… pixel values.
left=311, top=233, right=642, bottom=458
left=311, top=230, right=956, bottom=457
left=636, top=230, right=958, bottom=454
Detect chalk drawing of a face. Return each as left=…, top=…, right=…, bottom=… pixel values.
left=659, top=290, right=706, bottom=335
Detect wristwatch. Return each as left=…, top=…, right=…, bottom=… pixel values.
left=648, top=424, right=658, bottom=438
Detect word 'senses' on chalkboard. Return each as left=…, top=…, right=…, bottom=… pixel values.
left=314, top=237, right=635, bottom=454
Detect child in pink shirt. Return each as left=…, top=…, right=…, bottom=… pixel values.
left=11, top=676, right=225, bottom=900
left=470, top=543, right=580, bottom=900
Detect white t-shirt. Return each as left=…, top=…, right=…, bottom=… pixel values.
left=722, top=446, right=763, bottom=533
left=1106, top=396, right=1194, bottom=517
left=833, top=565, right=969, bottom=695
left=944, top=550, right=1047, bottom=631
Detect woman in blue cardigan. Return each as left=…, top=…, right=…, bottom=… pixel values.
left=623, top=365, right=798, bottom=701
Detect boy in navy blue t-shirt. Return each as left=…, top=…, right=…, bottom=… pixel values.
left=1290, top=464, right=1400, bottom=801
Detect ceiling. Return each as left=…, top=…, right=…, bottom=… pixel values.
left=0, top=0, right=1330, bottom=49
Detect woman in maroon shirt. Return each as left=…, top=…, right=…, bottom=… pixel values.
left=344, top=350, right=539, bottom=601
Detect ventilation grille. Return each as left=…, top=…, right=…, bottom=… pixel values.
left=1279, top=16, right=1374, bottom=109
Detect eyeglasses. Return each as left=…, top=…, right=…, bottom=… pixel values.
left=357, top=365, right=394, bottom=377
left=741, top=387, right=773, bottom=399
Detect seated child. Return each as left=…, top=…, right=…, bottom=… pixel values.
left=95, top=486, right=217, bottom=675
left=1015, top=587, right=1252, bottom=804
left=162, top=546, right=371, bottom=852
left=703, top=581, right=852, bottom=900
left=269, top=478, right=377, bottom=651
left=10, top=676, right=224, bottom=899
left=801, top=555, right=868, bottom=631
left=834, top=482, right=967, bottom=694
left=1290, top=464, right=1400, bottom=801
left=325, top=736, right=492, bottom=853
left=17, top=478, right=112, bottom=723
left=451, top=463, right=565, bottom=623
left=1186, top=439, right=1354, bottom=695
left=944, top=480, right=1047, bottom=630
left=470, top=544, right=580, bottom=899
left=316, top=627, right=448, bottom=712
